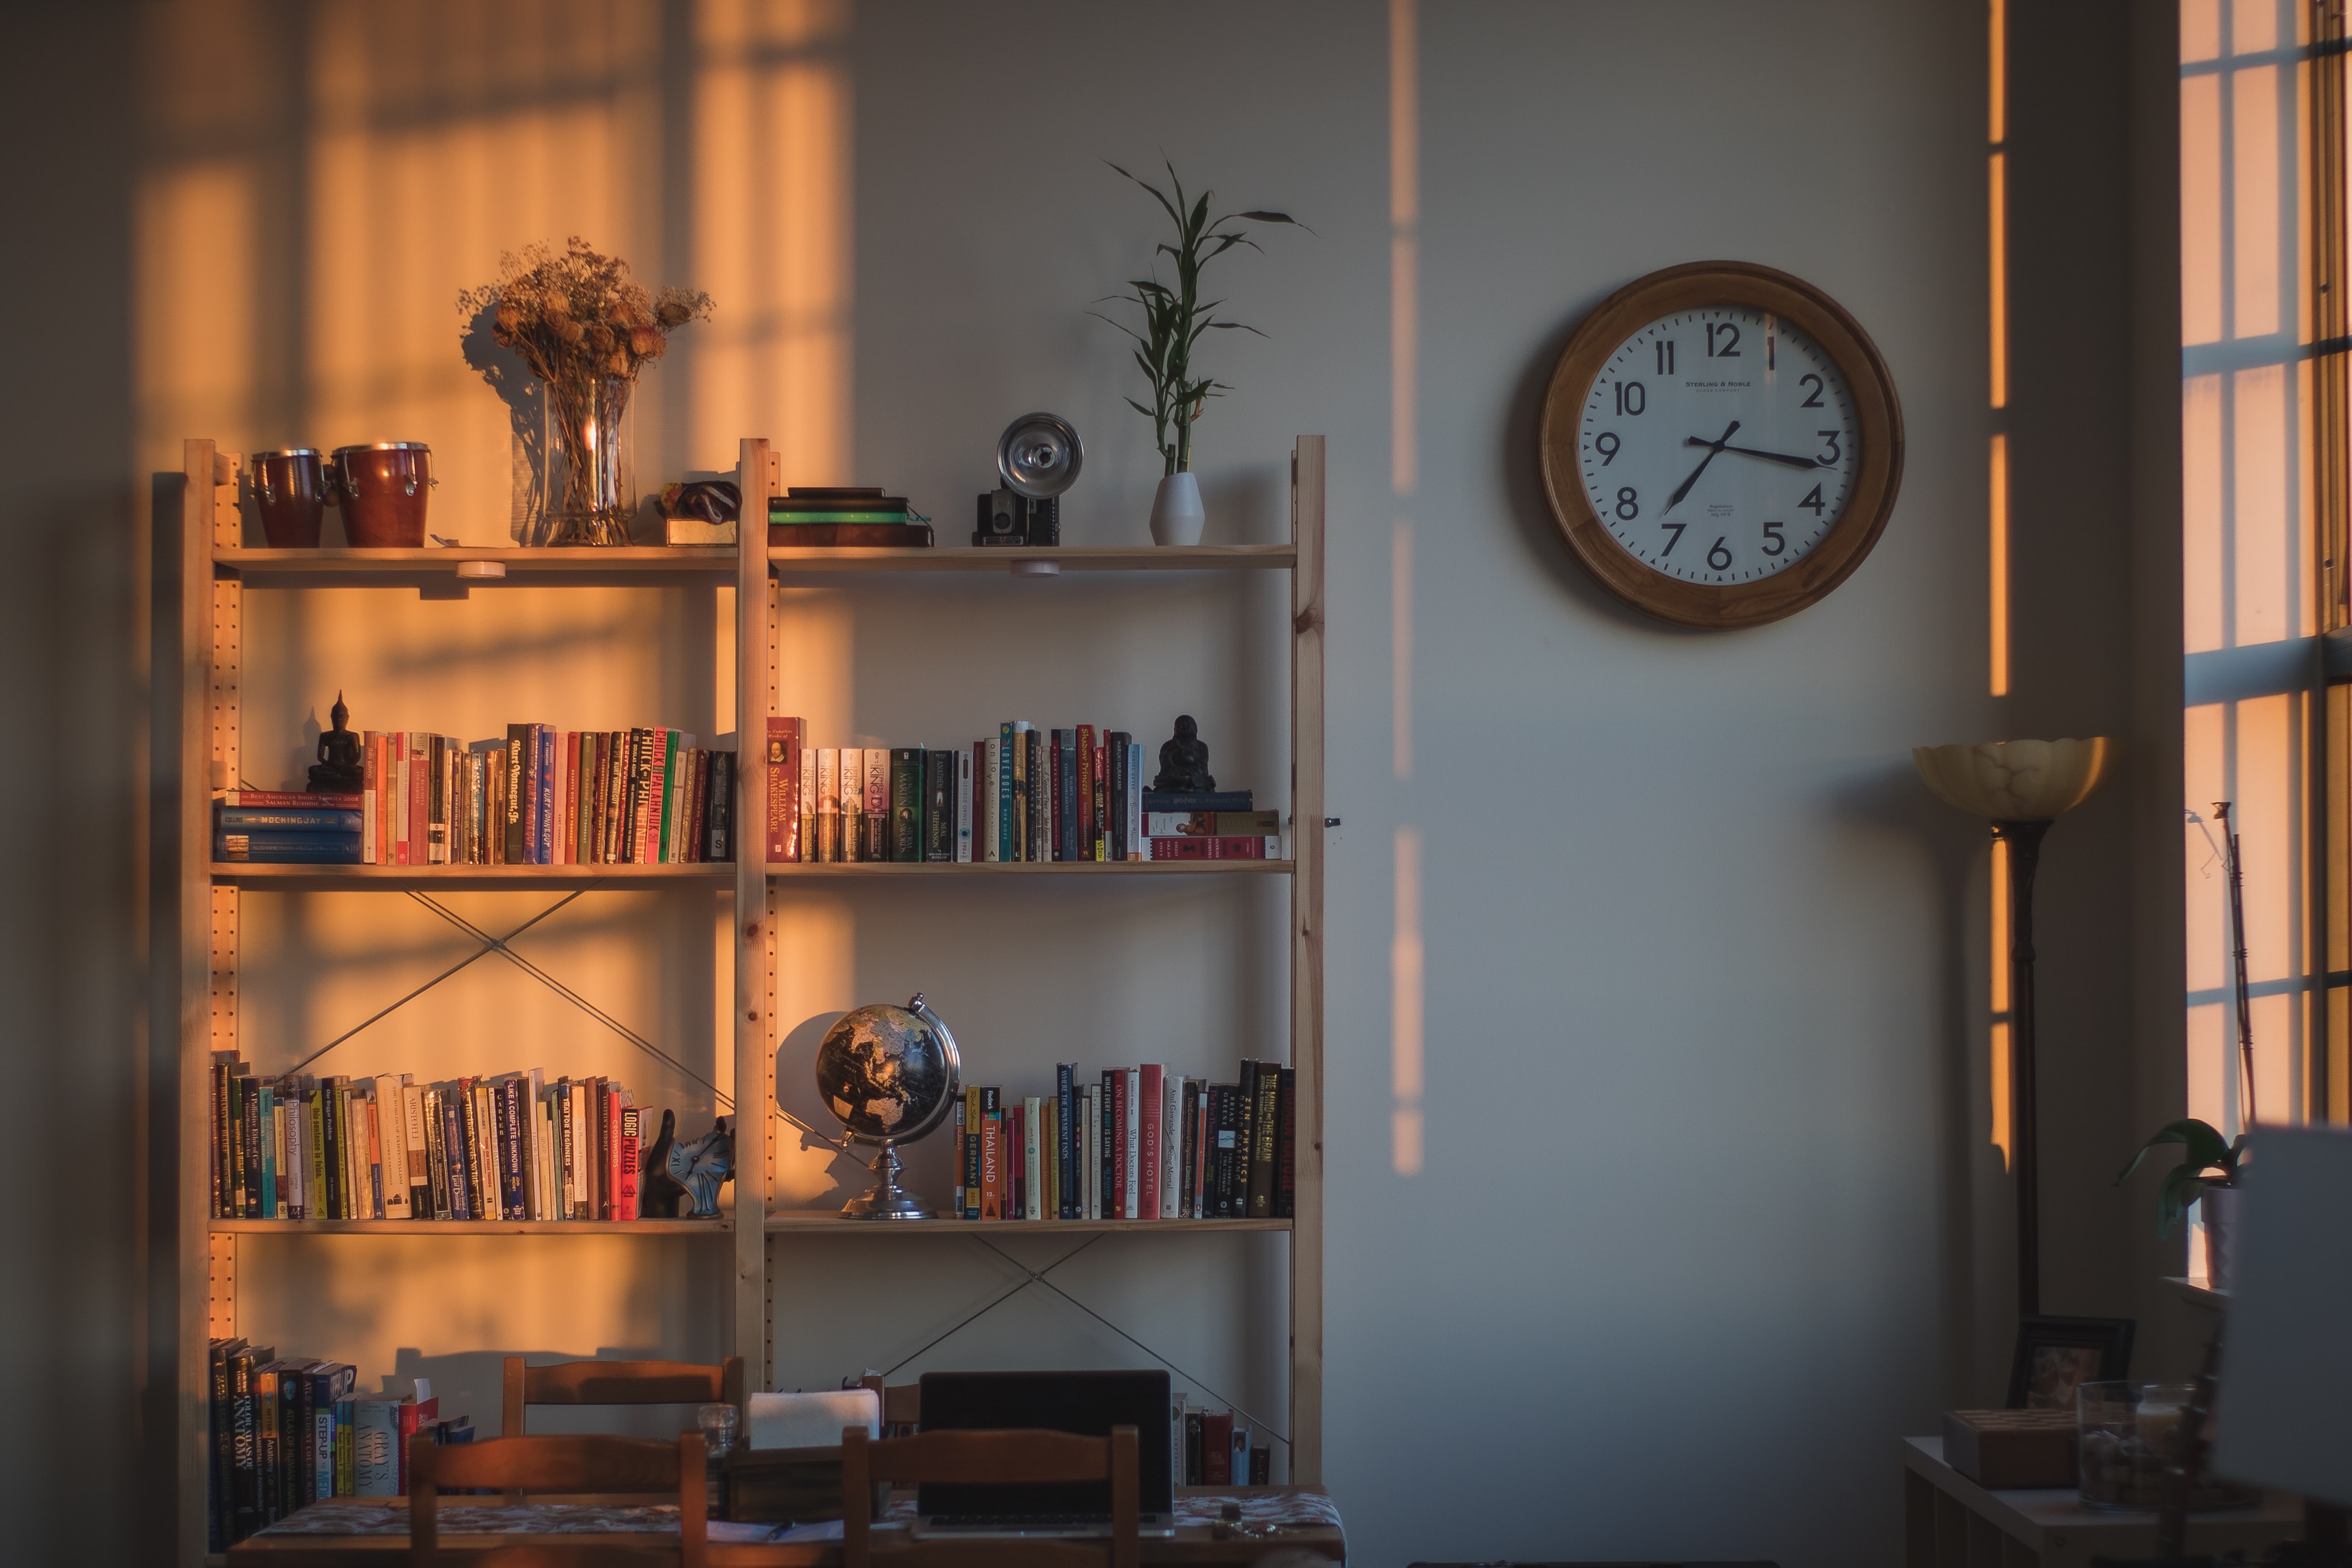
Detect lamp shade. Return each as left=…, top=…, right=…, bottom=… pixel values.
left=1911, top=737, right=2116, bottom=822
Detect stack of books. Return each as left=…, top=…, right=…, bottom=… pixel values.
left=214, top=792, right=363, bottom=865
left=1172, top=1395, right=1270, bottom=1488
left=948, top=1058, right=1296, bottom=1223
left=208, top=1349, right=453, bottom=1547
left=210, top=1054, right=651, bottom=1224
left=768, top=487, right=934, bottom=547
left=214, top=727, right=736, bottom=867
left=761, top=717, right=1281, bottom=864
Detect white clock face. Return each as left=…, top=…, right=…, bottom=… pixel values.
left=1577, top=308, right=1858, bottom=585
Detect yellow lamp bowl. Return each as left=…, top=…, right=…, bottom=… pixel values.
left=1911, top=737, right=2117, bottom=822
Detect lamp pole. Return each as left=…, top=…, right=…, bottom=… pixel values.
left=1995, top=817, right=2050, bottom=1317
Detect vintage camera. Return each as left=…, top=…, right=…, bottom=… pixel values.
left=974, top=413, right=1079, bottom=546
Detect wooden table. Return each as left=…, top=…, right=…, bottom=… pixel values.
left=1901, top=1435, right=2301, bottom=1567
left=225, top=1486, right=1346, bottom=1566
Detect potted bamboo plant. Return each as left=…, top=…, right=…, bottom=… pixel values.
left=1096, top=163, right=1299, bottom=545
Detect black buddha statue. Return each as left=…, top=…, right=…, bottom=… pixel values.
left=308, top=692, right=365, bottom=793
left=1152, top=714, right=1215, bottom=793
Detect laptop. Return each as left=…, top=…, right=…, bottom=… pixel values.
left=912, top=1369, right=1178, bottom=1539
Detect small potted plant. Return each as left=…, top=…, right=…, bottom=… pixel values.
left=1096, top=162, right=1299, bottom=545
left=2114, top=1118, right=2245, bottom=1289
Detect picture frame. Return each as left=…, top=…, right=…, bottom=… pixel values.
left=2007, top=1314, right=2136, bottom=1410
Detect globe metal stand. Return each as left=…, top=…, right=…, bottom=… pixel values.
left=843, top=1141, right=930, bottom=1220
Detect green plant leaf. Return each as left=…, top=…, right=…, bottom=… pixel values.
left=2157, top=1165, right=2217, bottom=1238
left=2115, top=1118, right=2232, bottom=1184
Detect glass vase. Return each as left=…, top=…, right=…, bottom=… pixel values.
left=542, top=373, right=636, bottom=546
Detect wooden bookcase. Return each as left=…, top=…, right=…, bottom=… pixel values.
left=163, top=434, right=1326, bottom=1564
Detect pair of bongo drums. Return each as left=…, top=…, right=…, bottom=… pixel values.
left=251, top=442, right=433, bottom=548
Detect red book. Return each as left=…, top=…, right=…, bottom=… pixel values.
left=219, top=789, right=364, bottom=808
left=1147, top=835, right=1267, bottom=860
left=1200, top=1412, right=1233, bottom=1485
left=1137, top=1066, right=1164, bottom=1220
left=765, top=717, right=803, bottom=863
left=563, top=731, right=581, bottom=864
left=1075, top=725, right=1096, bottom=861
left=980, top=1112, right=1004, bottom=1220
left=617, top=1104, right=639, bottom=1220
left=396, top=1393, right=439, bottom=1491
left=606, top=1087, right=624, bottom=1220
left=1094, top=746, right=1109, bottom=861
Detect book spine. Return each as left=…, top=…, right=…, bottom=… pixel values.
left=536, top=724, right=555, bottom=864
left=1023, top=1095, right=1043, bottom=1220
left=1081, top=1084, right=1098, bottom=1219
left=951, top=1097, right=965, bottom=1216
left=1124, top=1069, right=1142, bottom=1220
left=447, top=1084, right=474, bottom=1220
left=401, top=1084, right=431, bottom=1218
left=422, top=1089, right=449, bottom=1220
left=1248, top=1061, right=1281, bottom=1218
left=209, top=1063, right=228, bottom=1218
left=216, top=807, right=365, bottom=833
left=997, top=725, right=1015, bottom=861
left=408, top=732, right=429, bottom=866
left=1101, top=1071, right=1118, bottom=1218
left=1137, top=1065, right=1163, bottom=1220
left=374, top=1074, right=409, bottom=1219
left=1056, top=1063, right=1076, bottom=1218
left=962, top=1086, right=983, bottom=1220
left=979, top=1094, right=1003, bottom=1220
left=499, top=1078, right=526, bottom=1219
left=618, top=1102, right=640, bottom=1220
left=1180, top=1080, right=1200, bottom=1222
left=1104, top=732, right=1129, bottom=861
left=836, top=747, right=861, bottom=862
left=1230, top=1066, right=1257, bottom=1219
left=1129, top=742, right=1144, bottom=859
left=257, top=1084, right=276, bottom=1218
left=657, top=728, right=681, bottom=863
left=1163, top=1074, right=1185, bottom=1219
left=1026, top=727, right=1046, bottom=862
left=1074, top=725, right=1095, bottom=861
left=816, top=747, right=841, bottom=863
left=891, top=747, right=923, bottom=862
left=924, top=747, right=955, bottom=861
left=218, top=789, right=364, bottom=807
left=1276, top=1066, right=1297, bottom=1219
left=707, top=748, right=735, bottom=861
left=503, top=725, right=528, bottom=864
left=214, top=833, right=364, bottom=864
left=1202, top=1412, right=1233, bottom=1486
left=1049, top=729, right=1072, bottom=861
left=229, top=1348, right=259, bottom=1540
left=864, top=746, right=890, bottom=863
left=956, top=746, right=975, bottom=861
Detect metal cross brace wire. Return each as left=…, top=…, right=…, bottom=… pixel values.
left=284, top=889, right=586, bottom=1076
left=874, top=1231, right=1289, bottom=1450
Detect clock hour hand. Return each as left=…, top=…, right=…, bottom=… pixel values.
left=1689, top=437, right=1824, bottom=470
left=1664, top=421, right=1740, bottom=515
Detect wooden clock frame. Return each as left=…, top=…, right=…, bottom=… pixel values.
left=1537, top=260, right=1905, bottom=629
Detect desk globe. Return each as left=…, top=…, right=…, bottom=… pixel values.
left=811, top=993, right=962, bottom=1219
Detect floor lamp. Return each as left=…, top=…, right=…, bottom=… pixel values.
left=1913, top=737, right=2116, bottom=1316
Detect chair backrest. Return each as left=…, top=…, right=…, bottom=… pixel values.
left=840, top=1424, right=1138, bottom=1568
left=860, top=1373, right=922, bottom=1435
left=502, top=1355, right=746, bottom=1436
left=408, top=1433, right=706, bottom=1568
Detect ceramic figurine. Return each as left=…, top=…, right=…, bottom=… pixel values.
left=1152, top=714, right=1215, bottom=793
left=668, top=1115, right=735, bottom=1218
left=639, top=1109, right=689, bottom=1219
left=309, top=693, right=365, bottom=793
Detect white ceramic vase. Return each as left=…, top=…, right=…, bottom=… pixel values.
left=2199, top=1183, right=2239, bottom=1291
left=1149, top=472, right=1205, bottom=546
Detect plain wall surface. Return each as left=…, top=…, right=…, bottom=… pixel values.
left=0, top=4, right=2185, bottom=1566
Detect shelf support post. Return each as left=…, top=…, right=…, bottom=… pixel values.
left=1289, top=436, right=1326, bottom=1485
left=734, top=439, right=773, bottom=1387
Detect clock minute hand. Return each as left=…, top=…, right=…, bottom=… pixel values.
left=1703, top=439, right=1825, bottom=470
left=1664, top=421, right=1740, bottom=515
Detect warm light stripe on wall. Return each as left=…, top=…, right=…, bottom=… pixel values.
left=1391, top=0, right=1418, bottom=499
left=1392, top=522, right=1413, bottom=780
left=1988, top=0, right=2007, bottom=144
left=1391, top=826, right=1425, bottom=1176
left=1990, top=836, right=2012, bottom=1166
left=1990, top=433, right=2010, bottom=695
left=1989, top=153, right=2008, bottom=411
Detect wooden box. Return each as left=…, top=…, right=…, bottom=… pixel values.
left=724, top=1444, right=889, bottom=1524
left=1941, top=1407, right=2078, bottom=1489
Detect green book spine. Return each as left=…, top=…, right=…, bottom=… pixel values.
left=889, top=748, right=922, bottom=862
left=769, top=509, right=912, bottom=524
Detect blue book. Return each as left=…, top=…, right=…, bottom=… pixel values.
left=1140, top=790, right=1254, bottom=813
left=536, top=725, right=555, bottom=864
left=998, top=723, right=1015, bottom=863
left=215, top=832, right=363, bottom=864
left=217, top=807, right=364, bottom=834
left=441, top=1094, right=470, bottom=1220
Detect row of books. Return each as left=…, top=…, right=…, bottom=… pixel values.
left=211, top=1054, right=648, bottom=1223
left=761, top=717, right=1277, bottom=864
left=1170, top=1392, right=1272, bottom=1488
left=767, top=485, right=936, bottom=547
left=209, top=1345, right=457, bottom=1547
left=950, top=1060, right=1296, bottom=1221
left=211, top=726, right=737, bottom=866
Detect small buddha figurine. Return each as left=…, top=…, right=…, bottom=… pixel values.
left=308, top=692, right=365, bottom=793
left=1152, top=714, right=1215, bottom=793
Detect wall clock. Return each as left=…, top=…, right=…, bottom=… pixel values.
left=1537, top=260, right=1903, bottom=629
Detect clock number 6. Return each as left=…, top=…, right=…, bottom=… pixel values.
left=1706, top=537, right=1733, bottom=570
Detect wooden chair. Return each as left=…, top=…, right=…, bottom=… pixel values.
left=502, top=1354, right=746, bottom=1437
left=860, top=1373, right=922, bottom=1436
left=407, top=1432, right=707, bottom=1568
left=840, top=1424, right=1139, bottom=1568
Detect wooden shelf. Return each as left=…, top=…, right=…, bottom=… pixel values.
left=769, top=860, right=1292, bottom=878
left=216, top=545, right=735, bottom=583
left=211, top=1218, right=731, bottom=1235
left=213, top=862, right=734, bottom=889
left=769, top=544, right=1296, bottom=573
left=2163, top=1274, right=2229, bottom=1310
left=766, top=1210, right=1291, bottom=1234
